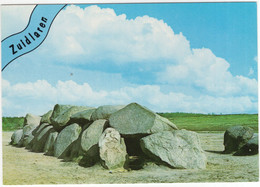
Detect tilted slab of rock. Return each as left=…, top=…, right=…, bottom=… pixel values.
left=23, top=113, right=41, bottom=127
left=50, top=104, right=89, bottom=131
left=10, top=129, right=23, bottom=146
left=54, top=123, right=82, bottom=158
left=140, top=129, right=207, bottom=169
left=40, top=110, right=53, bottom=124
left=70, top=108, right=96, bottom=126
left=99, top=128, right=128, bottom=170
left=18, top=123, right=39, bottom=147
left=80, top=119, right=108, bottom=158
left=44, top=131, right=58, bottom=156
left=223, top=126, right=254, bottom=154
left=91, top=105, right=125, bottom=121
left=109, top=103, right=178, bottom=136
left=31, top=123, right=55, bottom=152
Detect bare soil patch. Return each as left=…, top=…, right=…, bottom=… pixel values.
left=2, top=131, right=259, bottom=184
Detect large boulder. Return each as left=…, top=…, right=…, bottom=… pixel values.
left=54, top=123, right=82, bottom=158
left=99, top=128, right=128, bottom=170
left=25, top=123, right=49, bottom=150
left=31, top=123, right=55, bottom=152
left=18, top=123, right=39, bottom=147
left=50, top=104, right=89, bottom=131
left=10, top=129, right=23, bottom=146
left=69, top=108, right=96, bottom=126
left=40, top=110, right=53, bottom=124
left=44, top=131, right=58, bottom=156
left=91, top=105, right=125, bottom=121
left=109, top=103, right=178, bottom=137
left=23, top=113, right=41, bottom=127
left=140, top=130, right=207, bottom=169
left=223, top=126, right=254, bottom=154
left=234, top=134, right=258, bottom=156
left=79, top=120, right=108, bottom=166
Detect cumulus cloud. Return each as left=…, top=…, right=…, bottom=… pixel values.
left=2, top=79, right=257, bottom=116
left=43, top=5, right=191, bottom=64
left=157, top=48, right=258, bottom=97
left=1, top=5, right=258, bottom=115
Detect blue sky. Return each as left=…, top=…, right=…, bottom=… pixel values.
left=1, top=2, right=258, bottom=116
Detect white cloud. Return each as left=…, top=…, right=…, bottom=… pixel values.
left=1, top=5, right=35, bottom=39
left=43, top=5, right=191, bottom=64
left=1, top=5, right=258, bottom=115
left=2, top=79, right=257, bottom=116
left=157, top=48, right=258, bottom=97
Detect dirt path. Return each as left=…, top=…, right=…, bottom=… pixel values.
left=2, top=131, right=259, bottom=184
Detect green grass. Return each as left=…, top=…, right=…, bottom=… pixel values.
left=2, top=117, right=24, bottom=131
left=158, top=113, right=258, bottom=132
left=2, top=113, right=258, bottom=132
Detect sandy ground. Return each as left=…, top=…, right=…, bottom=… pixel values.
left=2, top=131, right=259, bottom=185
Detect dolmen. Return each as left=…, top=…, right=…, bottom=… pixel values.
left=10, top=102, right=207, bottom=171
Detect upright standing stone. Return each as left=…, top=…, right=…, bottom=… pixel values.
left=109, top=103, right=178, bottom=137
left=31, top=124, right=55, bottom=152
left=23, top=113, right=41, bottom=127
left=140, top=130, right=207, bottom=169
left=44, top=131, right=58, bottom=156
left=99, top=128, right=128, bottom=170
left=54, top=123, right=82, bottom=158
left=40, top=110, right=53, bottom=124
left=10, top=129, right=23, bottom=146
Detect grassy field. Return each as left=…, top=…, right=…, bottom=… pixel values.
left=2, top=117, right=24, bottom=131
left=158, top=113, right=258, bottom=132
left=1, top=113, right=258, bottom=132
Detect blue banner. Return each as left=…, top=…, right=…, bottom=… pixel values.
left=1, top=4, right=66, bottom=71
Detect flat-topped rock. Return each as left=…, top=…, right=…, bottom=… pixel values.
left=91, top=105, right=125, bottom=121
left=109, top=103, right=178, bottom=136
left=70, top=108, right=96, bottom=126
left=50, top=104, right=89, bottom=131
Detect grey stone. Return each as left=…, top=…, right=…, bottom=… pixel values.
left=109, top=103, right=178, bottom=137
left=24, top=133, right=34, bottom=148
left=54, top=123, right=82, bottom=158
left=31, top=123, right=55, bottom=152
left=234, top=134, right=258, bottom=156
left=18, top=123, right=39, bottom=147
left=80, top=120, right=108, bottom=163
left=10, top=129, right=23, bottom=146
left=140, top=129, right=207, bottom=169
left=70, top=108, right=96, bottom=126
left=223, top=126, right=254, bottom=154
left=91, top=105, right=125, bottom=121
left=44, top=131, right=58, bottom=156
left=50, top=104, right=89, bottom=131
left=99, top=128, right=128, bottom=170
left=23, top=113, right=41, bottom=127
left=40, top=110, right=53, bottom=124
